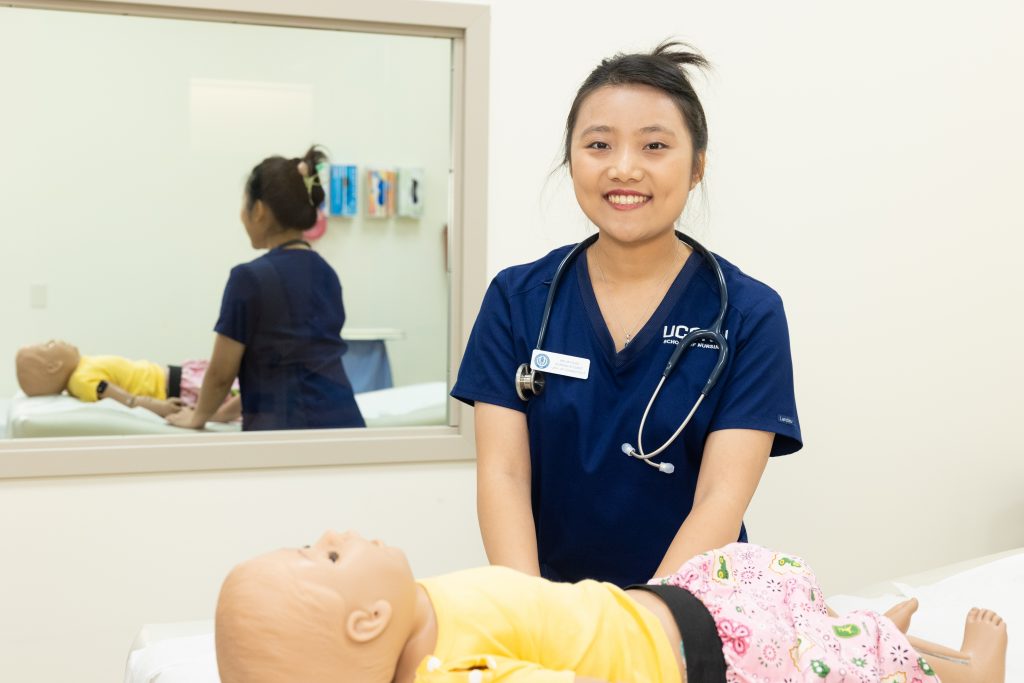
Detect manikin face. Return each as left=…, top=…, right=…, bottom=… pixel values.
left=569, top=84, right=704, bottom=246
left=215, top=530, right=417, bottom=683
left=15, top=340, right=81, bottom=395
left=295, top=529, right=415, bottom=598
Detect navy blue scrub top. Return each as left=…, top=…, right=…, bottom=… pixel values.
left=452, top=243, right=802, bottom=587
left=215, top=248, right=365, bottom=431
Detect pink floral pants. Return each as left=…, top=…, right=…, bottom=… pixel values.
left=655, top=543, right=940, bottom=682
left=179, top=359, right=239, bottom=409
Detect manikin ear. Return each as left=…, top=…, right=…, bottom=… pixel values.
left=45, top=359, right=65, bottom=375
left=689, top=151, right=706, bottom=190
left=345, top=600, right=393, bottom=643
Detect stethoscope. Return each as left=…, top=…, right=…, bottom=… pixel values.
left=514, top=231, right=730, bottom=475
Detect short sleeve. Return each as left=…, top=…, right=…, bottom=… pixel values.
left=707, top=294, right=802, bottom=456
left=66, top=365, right=107, bottom=402
left=451, top=274, right=527, bottom=413
left=214, top=265, right=258, bottom=345
left=415, top=654, right=574, bottom=683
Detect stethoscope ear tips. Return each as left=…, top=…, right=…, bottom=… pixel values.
left=623, top=442, right=674, bottom=475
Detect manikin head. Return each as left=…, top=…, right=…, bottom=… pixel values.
left=15, top=340, right=80, bottom=396
left=215, top=530, right=418, bottom=683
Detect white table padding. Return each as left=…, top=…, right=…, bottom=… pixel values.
left=829, top=548, right=1023, bottom=682
left=5, top=393, right=240, bottom=438
left=124, top=631, right=217, bottom=683
left=355, top=380, right=447, bottom=427
left=6, top=381, right=447, bottom=437
left=0, top=397, right=9, bottom=437
left=125, top=548, right=1023, bottom=683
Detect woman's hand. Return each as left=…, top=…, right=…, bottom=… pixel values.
left=166, top=406, right=206, bottom=430
left=652, top=428, right=773, bottom=578
left=184, top=334, right=245, bottom=428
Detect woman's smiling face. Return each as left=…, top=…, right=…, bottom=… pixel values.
left=569, top=84, right=702, bottom=246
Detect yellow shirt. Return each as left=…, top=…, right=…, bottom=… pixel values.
left=416, top=566, right=681, bottom=683
left=66, top=355, right=167, bottom=402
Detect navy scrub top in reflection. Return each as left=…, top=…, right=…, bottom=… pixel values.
left=452, top=243, right=802, bottom=587
left=215, top=248, right=365, bottom=431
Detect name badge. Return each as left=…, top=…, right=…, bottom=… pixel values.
left=530, top=349, right=590, bottom=380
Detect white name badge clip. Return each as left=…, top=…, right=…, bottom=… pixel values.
left=530, top=349, right=590, bottom=380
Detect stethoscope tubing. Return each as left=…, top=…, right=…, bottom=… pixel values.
left=534, top=233, right=599, bottom=351
left=518, top=230, right=730, bottom=473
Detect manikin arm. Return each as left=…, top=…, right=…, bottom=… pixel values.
left=652, top=428, right=773, bottom=578
left=474, top=402, right=541, bottom=576
left=97, top=381, right=183, bottom=418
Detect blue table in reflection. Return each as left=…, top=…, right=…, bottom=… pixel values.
left=340, top=328, right=404, bottom=394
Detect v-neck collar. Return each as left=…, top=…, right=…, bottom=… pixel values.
left=576, top=243, right=701, bottom=368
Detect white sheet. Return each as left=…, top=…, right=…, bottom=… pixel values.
left=124, top=633, right=217, bottom=683
left=830, top=550, right=1023, bottom=682
left=125, top=548, right=1023, bottom=683
left=354, top=380, right=447, bottom=427
left=6, top=381, right=447, bottom=438
left=4, top=392, right=240, bottom=438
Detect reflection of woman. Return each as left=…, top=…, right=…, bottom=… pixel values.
left=452, top=43, right=801, bottom=587
left=169, top=146, right=365, bottom=431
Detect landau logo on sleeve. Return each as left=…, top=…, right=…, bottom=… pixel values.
left=662, top=324, right=729, bottom=349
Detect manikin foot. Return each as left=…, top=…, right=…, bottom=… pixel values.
left=884, top=597, right=919, bottom=633
left=958, top=608, right=1008, bottom=683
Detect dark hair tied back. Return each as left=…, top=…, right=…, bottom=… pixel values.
left=563, top=41, right=710, bottom=173
left=244, top=145, right=329, bottom=230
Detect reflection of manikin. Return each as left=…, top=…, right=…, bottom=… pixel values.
left=215, top=530, right=1008, bottom=683
left=15, top=340, right=240, bottom=421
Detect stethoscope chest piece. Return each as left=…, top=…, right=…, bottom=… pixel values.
left=515, top=363, right=545, bottom=401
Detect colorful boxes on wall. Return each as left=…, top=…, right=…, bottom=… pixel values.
left=328, top=164, right=358, bottom=217
left=366, top=168, right=396, bottom=218
left=327, top=164, right=425, bottom=219
left=397, top=167, right=424, bottom=218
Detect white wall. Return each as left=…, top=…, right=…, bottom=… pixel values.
left=0, top=8, right=451, bottom=393
left=468, top=0, right=1024, bottom=595
left=1, top=2, right=1024, bottom=683
left=0, top=463, right=483, bottom=682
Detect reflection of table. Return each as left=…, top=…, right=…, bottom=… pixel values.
left=341, top=327, right=405, bottom=394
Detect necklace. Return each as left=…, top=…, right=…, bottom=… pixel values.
left=592, top=240, right=682, bottom=348
left=271, top=238, right=312, bottom=250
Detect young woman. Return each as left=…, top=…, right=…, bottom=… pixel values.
left=452, top=43, right=801, bottom=587
left=168, top=146, right=365, bottom=431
